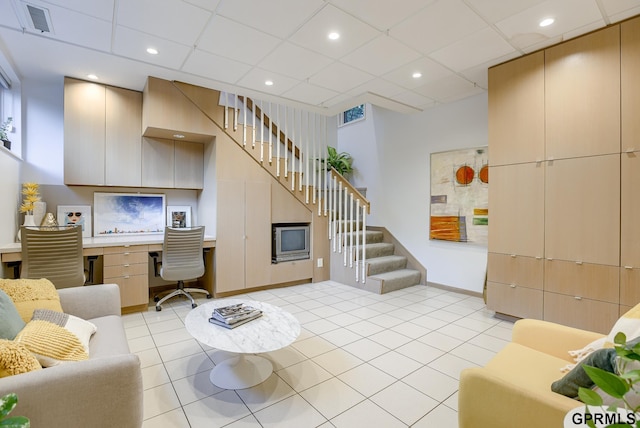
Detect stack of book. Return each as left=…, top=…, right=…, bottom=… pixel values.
left=208, top=303, right=262, bottom=329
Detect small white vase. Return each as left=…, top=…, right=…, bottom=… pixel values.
left=17, top=214, right=37, bottom=242
left=33, top=201, right=46, bottom=226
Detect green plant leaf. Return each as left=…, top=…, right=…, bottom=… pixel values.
left=615, top=332, right=628, bottom=346
left=579, top=387, right=604, bottom=406
left=584, top=365, right=630, bottom=399
left=0, top=416, right=30, bottom=427
left=0, top=394, right=17, bottom=419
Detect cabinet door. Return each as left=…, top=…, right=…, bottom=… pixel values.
left=487, top=253, right=543, bottom=290
left=142, top=137, right=174, bottom=188
left=488, top=162, right=544, bottom=257
left=544, top=292, right=619, bottom=334
left=620, top=267, right=640, bottom=307
left=622, top=16, right=640, bottom=152
left=64, top=78, right=106, bottom=185
left=486, top=281, right=543, bottom=319
left=544, top=259, right=619, bottom=303
left=488, top=51, right=544, bottom=166
left=545, top=26, right=620, bottom=159
left=622, top=151, right=640, bottom=268
left=245, top=180, right=272, bottom=289
left=216, top=180, right=246, bottom=293
left=545, top=155, right=620, bottom=265
left=105, top=86, right=142, bottom=186
left=174, top=140, right=204, bottom=189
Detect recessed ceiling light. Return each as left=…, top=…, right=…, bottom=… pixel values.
left=265, top=80, right=274, bottom=86
left=539, top=17, right=555, bottom=27
left=173, top=134, right=185, bottom=139
left=146, top=47, right=158, bottom=55
left=87, top=74, right=98, bottom=80
left=328, top=32, right=340, bottom=40
left=412, top=72, right=422, bottom=79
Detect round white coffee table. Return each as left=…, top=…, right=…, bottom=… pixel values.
left=185, top=299, right=300, bottom=389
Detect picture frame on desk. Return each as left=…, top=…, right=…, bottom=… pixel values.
left=167, top=205, right=191, bottom=228
left=94, top=192, right=165, bottom=236
left=57, top=205, right=92, bottom=238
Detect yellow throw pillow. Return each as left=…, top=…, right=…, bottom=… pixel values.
left=0, top=339, right=42, bottom=377
left=0, top=278, right=63, bottom=322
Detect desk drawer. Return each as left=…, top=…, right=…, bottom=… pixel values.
left=104, top=263, right=147, bottom=278
left=104, top=251, right=148, bottom=266
left=103, top=245, right=149, bottom=255
left=108, top=274, right=149, bottom=307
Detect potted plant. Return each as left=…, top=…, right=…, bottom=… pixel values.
left=1, top=117, right=12, bottom=150
left=0, top=393, right=30, bottom=427
left=323, top=146, right=353, bottom=177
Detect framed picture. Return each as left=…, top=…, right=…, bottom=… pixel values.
left=167, top=206, right=192, bottom=228
left=93, top=193, right=165, bottom=236
left=57, top=205, right=92, bottom=238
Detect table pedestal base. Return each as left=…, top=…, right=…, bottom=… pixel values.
left=209, top=354, right=273, bottom=390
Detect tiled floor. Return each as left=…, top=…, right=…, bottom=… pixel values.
left=124, top=281, right=514, bottom=428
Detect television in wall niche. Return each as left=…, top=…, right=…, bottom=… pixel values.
left=272, top=223, right=310, bottom=263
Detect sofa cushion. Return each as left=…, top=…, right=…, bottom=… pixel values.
left=0, top=278, right=63, bottom=322
left=15, top=310, right=97, bottom=367
left=0, top=339, right=42, bottom=377
left=0, top=289, right=25, bottom=340
left=88, top=315, right=131, bottom=358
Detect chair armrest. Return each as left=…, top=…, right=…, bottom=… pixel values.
left=57, top=283, right=121, bottom=319
left=511, top=319, right=605, bottom=361
left=0, top=354, right=142, bottom=428
left=459, top=367, right=581, bottom=428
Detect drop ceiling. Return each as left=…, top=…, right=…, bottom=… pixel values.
left=0, top=0, right=638, bottom=115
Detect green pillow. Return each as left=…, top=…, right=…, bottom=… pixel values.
left=0, top=289, right=26, bottom=340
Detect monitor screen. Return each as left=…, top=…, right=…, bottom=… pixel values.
left=281, top=228, right=306, bottom=252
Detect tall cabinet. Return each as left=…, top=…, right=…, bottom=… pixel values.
left=488, top=22, right=631, bottom=333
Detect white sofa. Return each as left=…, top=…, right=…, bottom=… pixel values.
left=0, top=283, right=143, bottom=428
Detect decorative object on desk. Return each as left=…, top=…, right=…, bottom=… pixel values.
left=40, top=213, right=58, bottom=230
left=17, top=182, right=40, bottom=242
left=57, top=205, right=91, bottom=238
left=1, top=117, right=12, bottom=150
left=32, top=201, right=46, bottom=227
left=166, top=205, right=191, bottom=228
left=94, top=192, right=165, bottom=236
left=209, top=303, right=262, bottom=329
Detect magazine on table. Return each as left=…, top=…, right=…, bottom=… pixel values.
left=208, top=312, right=262, bottom=329
left=210, top=303, right=262, bottom=325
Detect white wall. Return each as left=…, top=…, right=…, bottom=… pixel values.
left=338, top=94, right=489, bottom=293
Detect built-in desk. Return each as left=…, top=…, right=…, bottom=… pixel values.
left=0, top=235, right=216, bottom=313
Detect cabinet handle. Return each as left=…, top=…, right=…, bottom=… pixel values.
left=124, top=264, right=130, bottom=267
left=575, top=261, right=583, bottom=265
left=124, top=252, right=130, bottom=256
left=625, top=148, right=635, bottom=154
left=624, top=266, right=633, bottom=270
left=574, top=296, right=582, bottom=300
left=547, top=258, right=553, bottom=261
left=124, top=275, right=130, bottom=279
left=510, top=254, right=516, bottom=258
left=509, top=284, right=516, bottom=288
left=124, top=245, right=130, bottom=248
left=535, top=256, right=542, bottom=260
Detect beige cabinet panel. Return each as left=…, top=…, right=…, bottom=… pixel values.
left=105, top=86, right=142, bottom=186
left=620, top=267, right=640, bottom=307
left=174, top=141, right=204, bottom=189
left=488, top=51, right=545, bottom=166
left=486, top=281, right=543, bottom=320
left=103, top=245, right=149, bottom=308
left=621, top=152, right=640, bottom=267
left=544, top=259, right=619, bottom=303
left=141, top=137, right=174, bottom=188
left=215, top=180, right=246, bottom=293
left=245, top=180, right=272, bottom=289
left=271, top=259, right=313, bottom=284
left=112, top=276, right=149, bottom=308
left=622, top=17, right=640, bottom=152
left=487, top=253, right=543, bottom=290
left=488, top=163, right=544, bottom=257
left=272, top=181, right=312, bottom=224
left=545, top=26, right=621, bottom=159
left=545, top=155, right=620, bottom=265
left=64, top=77, right=106, bottom=185
left=543, top=292, right=619, bottom=334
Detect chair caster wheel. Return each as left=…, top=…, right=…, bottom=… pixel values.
left=156, top=306, right=162, bottom=311
left=206, top=294, right=212, bottom=299
left=191, top=303, right=197, bottom=309
left=154, top=296, right=160, bottom=302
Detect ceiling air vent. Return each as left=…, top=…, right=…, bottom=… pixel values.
left=25, top=3, right=52, bottom=33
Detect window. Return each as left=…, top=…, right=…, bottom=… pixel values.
left=338, top=104, right=365, bottom=127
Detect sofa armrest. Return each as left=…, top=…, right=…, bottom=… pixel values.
left=58, top=283, right=121, bottom=319
left=0, top=354, right=142, bottom=428
left=511, top=319, right=605, bottom=361
left=459, top=367, right=581, bottom=428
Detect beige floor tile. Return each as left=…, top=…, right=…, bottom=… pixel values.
left=445, top=391, right=459, bottom=411
left=337, top=363, right=396, bottom=397
left=369, top=350, right=422, bottom=379
left=147, top=318, right=185, bottom=335
left=183, top=390, right=251, bottom=428
left=368, top=329, right=413, bottom=349
left=395, top=340, right=444, bottom=364
left=291, top=335, right=337, bottom=358
left=371, top=381, right=438, bottom=425
left=345, top=319, right=387, bottom=336
left=412, top=403, right=459, bottom=427
left=235, top=374, right=296, bottom=412
left=253, top=394, right=329, bottom=428
left=467, top=332, right=509, bottom=353
left=390, top=321, right=433, bottom=339
left=172, top=372, right=223, bottom=406
left=450, top=342, right=497, bottom=366
left=330, top=399, right=405, bottom=428
left=141, top=408, right=190, bottom=428
left=342, top=337, right=390, bottom=361
left=143, top=383, right=182, bottom=420
left=135, top=347, right=163, bottom=369
left=312, top=347, right=364, bottom=376
left=325, top=312, right=362, bottom=326
left=402, top=365, right=459, bottom=401
left=428, top=353, right=480, bottom=380
left=163, top=352, right=215, bottom=382
left=141, top=363, right=171, bottom=390
left=437, top=324, right=479, bottom=341
left=300, top=377, right=365, bottom=419
left=128, top=335, right=156, bottom=353
left=276, top=359, right=333, bottom=392
left=319, top=327, right=363, bottom=347
left=302, top=318, right=341, bottom=335
left=409, top=314, right=449, bottom=330
left=263, top=346, right=308, bottom=370
left=157, top=339, right=205, bottom=362
left=151, top=327, right=193, bottom=347
left=418, top=330, right=464, bottom=352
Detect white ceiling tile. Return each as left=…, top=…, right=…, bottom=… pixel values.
left=414, top=74, right=482, bottom=102
left=181, top=50, right=252, bottom=86
left=258, top=42, right=333, bottom=80
left=391, top=90, right=437, bottom=110
left=217, top=0, right=324, bottom=39
left=341, top=35, right=421, bottom=76
left=282, top=82, right=340, bottom=106
left=236, top=67, right=300, bottom=95
left=197, top=15, right=282, bottom=65
left=609, top=6, right=640, bottom=23
left=429, top=27, right=515, bottom=73
left=600, top=0, right=640, bottom=19
left=117, top=0, right=211, bottom=46
left=347, top=78, right=405, bottom=99
left=465, top=0, right=547, bottom=23
left=289, top=4, right=380, bottom=59
left=0, top=2, right=20, bottom=27
left=40, top=0, right=114, bottom=20
left=309, top=62, right=375, bottom=93
left=520, top=35, right=563, bottom=53
left=390, top=0, right=488, bottom=55
left=459, top=51, right=521, bottom=88
left=113, top=26, right=191, bottom=69
left=383, top=57, right=453, bottom=90
left=39, top=5, right=112, bottom=51
left=329, top=0, right=435, bottom=30
left=183, top=0, right=221, bottom=12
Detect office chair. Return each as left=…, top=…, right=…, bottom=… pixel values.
left=153, top=226, right=211, bottom=311
left=20, top=225, right=86, bottom=289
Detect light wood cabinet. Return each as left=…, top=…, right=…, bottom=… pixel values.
left=487, top=253, right=543, bottom=290
left=620, top=267, right=640, bottom=307
left=103, top=245, right=149, bottom=308
left=545, top=26, right=621, bottom=160
left=488, top=51, right=545, bottom=166
left=141, top=137, right=204, bottom=189
left=486, top=253, right=543, bottom=319
left=622, top=16, right=640, bottom=152
left=621, top=151, right=640, bottom=268
left=544, top=259, right=619, bottom=303
left=543, top=292, right=619, bottom=334
left=64, top=77, right=142, bottom=186
left=486, top=281, right=543, bottom=320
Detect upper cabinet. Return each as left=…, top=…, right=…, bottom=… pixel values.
left=622, top=16, right=640, bottom=152
left=488, top=51, right=545, bottom=166
left=64, top=77, right=142, bottom=186
left=545, top=26, right=621, bottom=160
left=142, top=137, right=204, bottom=189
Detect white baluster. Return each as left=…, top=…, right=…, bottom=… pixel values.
left=268, top=102, right=273, bottom=164
left=291, top=108, right=296, bottom=191
left=260, top=100, right=264, bottom=163
left=251, top=98, right=256, bottom=149
left=223, top=92, right=228, bottom=129
left=355, top=199, right=360, bottom=282
left=276, top=104, right=280, bottom=177
left=362, top=209, right=366, bottom=283
left=338, top=180, right=342, bottom=254
left=349, top=193, right=354, bottom=268
left=234, top=94, right=238, bottom=131
left=284, top=106, right=288, bottom=178
left=323, top=116, right=328, bottom=217
left=242, top=96, right=247, bottom=146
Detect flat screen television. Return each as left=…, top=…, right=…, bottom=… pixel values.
left=272, top=224, right=310, bottom=263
